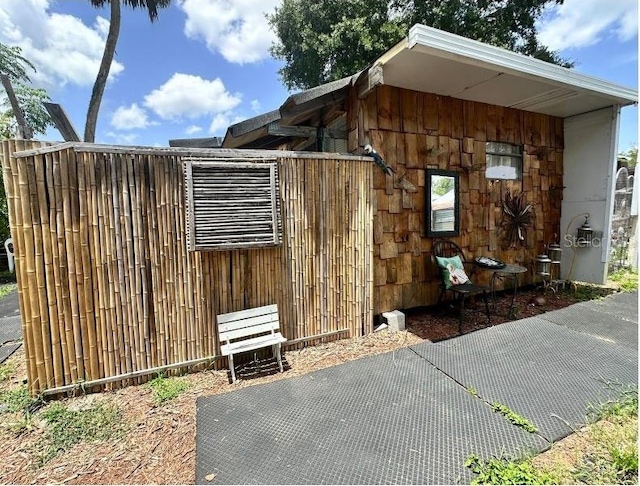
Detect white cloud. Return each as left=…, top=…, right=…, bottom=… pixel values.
left=111, top=103, right=151, bottom=130
left=538, top=0, right=638, bottom=51
left=106, top=131, right=139, bottom=145
left=250, top=99, right=261, bottom=113
left=209, top=112, right=244, bottom=134
left=0, top=0, right=124, bottom=88
left=186, top=125, right=203, bottom=135
left=144, top=73, right=242, bottom=120
left=178, top=0, right=280, bottom=64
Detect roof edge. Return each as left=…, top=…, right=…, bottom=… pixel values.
left=407, top=24, right=638, bottom=105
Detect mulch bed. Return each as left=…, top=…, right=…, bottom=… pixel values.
left=404, top=284, right=616, bottom=343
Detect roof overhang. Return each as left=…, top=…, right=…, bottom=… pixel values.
left=376, top=24, right=637, bottom=118
left=223, top=24, right=637, bottom=149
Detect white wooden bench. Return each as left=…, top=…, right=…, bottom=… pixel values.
left=217, top=304, right=287, bottom=383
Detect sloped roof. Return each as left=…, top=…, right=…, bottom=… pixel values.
left=222, top=24, right=637, bottom=149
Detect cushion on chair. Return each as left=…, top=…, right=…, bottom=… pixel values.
left=436, top=255, right=471, bottom=289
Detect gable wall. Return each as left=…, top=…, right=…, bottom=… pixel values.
left=347, top=85, right=565, bottom=315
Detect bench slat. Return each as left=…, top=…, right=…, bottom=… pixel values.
left=218, top=312, right=279, bottom=334
left=220, top=321, right=280, bottom=342
left=217, top=304, right=278, bottom=324
left=220, top=333, right=286, bottom=356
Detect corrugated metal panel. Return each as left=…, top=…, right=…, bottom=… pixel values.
left=184, top=158, right=282, bottom=251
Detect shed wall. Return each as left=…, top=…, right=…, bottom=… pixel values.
left=347, top=85, right=565, bottom=314
left=1, top=140, right=373, bottom=393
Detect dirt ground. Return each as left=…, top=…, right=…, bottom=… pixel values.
left=0, top=285, right=618, bottom=484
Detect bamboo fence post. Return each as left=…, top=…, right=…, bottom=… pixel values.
left=134, top=155, right=152, bottom=367
left=87, top=152, right=111, bottom=380
left=17, top=151, right=49, bottom=390
left=77, top=152, right=100, bottom=380
left=109, top=153, right=131, bottom=380
left=4, top=140, right=38, bottom=389
left=37, top=151, right=64, bottom=386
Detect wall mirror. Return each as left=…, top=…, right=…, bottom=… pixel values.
left=426, top=169, right=460, bottom=237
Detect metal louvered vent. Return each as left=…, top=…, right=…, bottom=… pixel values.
left=184, top=158, right=282, bottom=251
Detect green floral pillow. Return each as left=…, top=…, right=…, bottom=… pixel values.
left=436, top=255, right=471, bottom=289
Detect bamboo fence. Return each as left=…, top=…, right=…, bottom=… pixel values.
left=1, top=140, right=373, bottom=394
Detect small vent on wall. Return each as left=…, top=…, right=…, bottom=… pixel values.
left=183, top=157, right=282, bottom=251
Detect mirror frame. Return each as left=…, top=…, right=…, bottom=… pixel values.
left=426, top=169, right=460, bottom=237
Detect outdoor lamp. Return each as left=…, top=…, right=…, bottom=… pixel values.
left=536, top=253, right=552, bottom=276
left=548, top=242, right=562, bottom=263
left=576, top=214, right=593, bottom=246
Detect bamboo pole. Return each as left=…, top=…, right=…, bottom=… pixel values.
left=77, top=152, right=99, bottom=380
left=36, top=151, right=63, bottom=386
left=134, top=155, right=152, bottom=367
left=17, top=151, right=49, bottom=390
left=4, top=140, right=38, bottom=390
left=86, top=152, right=110, bottom=381
left=109, top=153, right=131, bottom=379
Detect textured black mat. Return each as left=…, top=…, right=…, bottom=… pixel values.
left=0, top=342, right=21, bottom=363
left=0, top=290, right=19, bottom=319
left=411, top=318, right=638, bottom=443
left=537, top=291, right=638, bottom=350
left=196, top=348, right=547, bottom=485
left=0, top=315, right=21, bottom=345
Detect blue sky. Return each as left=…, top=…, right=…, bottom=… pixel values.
left=0, top=0, right=637, bottom=152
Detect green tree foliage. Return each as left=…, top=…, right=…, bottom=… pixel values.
left=84, top=0, right=171, bottom=142
left=619, top=146, right=637, bottom=169
left=0, top=43, right=53, bottom=243
left=0, top=43, right=52, bottom=139
left=432, top=176, right=454, bottom=196
left=269, top=0, right=571, bottom=90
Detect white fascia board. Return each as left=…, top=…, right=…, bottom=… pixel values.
left=408, top=24, right=638, bottom=105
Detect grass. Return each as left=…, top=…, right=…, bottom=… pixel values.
left=491, top=402, right=538, bottom=433
left=465, top=453, right=558, bottom=485
left=37, top=402, right=124, bottom=466
left=0, top=281, right=16, bottom=299
left=147, top=373, right=190, bottom=405
left=469, top=386, right=638, bottom=484
left=608, top=269, right=639, bottom=292
left=570, top=282, right=614, bottom=301
left=0, top=361, right=16, bottom=382
left=0, top=384, right=40, bottom=414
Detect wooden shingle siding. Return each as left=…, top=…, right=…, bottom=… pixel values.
left=348, top=85, right=564, bottom=315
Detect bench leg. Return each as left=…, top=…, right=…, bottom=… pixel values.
left=228, top=353, right=237, bottom=383
left=273, top=343, right=283, bottom=373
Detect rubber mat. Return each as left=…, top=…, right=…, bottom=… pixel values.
left=538, top=291, right=638, bottom=348
left=0, top=342, right=21, bottom=363
left=0, top=316, right=21, bottom=345
left=410, top=317, right=638, bottom=443
left=196, top=347, right=548, bottom=485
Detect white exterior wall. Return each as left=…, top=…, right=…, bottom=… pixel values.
left=561, top=106, right=621, bottom=284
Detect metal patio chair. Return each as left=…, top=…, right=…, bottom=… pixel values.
left=431, top=239, right=491, bottom=331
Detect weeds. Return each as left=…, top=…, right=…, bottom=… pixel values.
left=573, top=385, right=639, bottom=484
left=0, top=384, right=40, bottom=414
left=147, top=373, right=190, bottom=405
left=0, top=282, right=16, bottom=299
left=491, top=402, right=538, bottom=433
left=608, top=269, right=639, bottom=292
left=465, top=453, right=558, bottom=485
left=571, top=283, right=612, bottom=301
left=0, top=361, right=16, bottom=382
left=37, top=402, right=123, bottom=466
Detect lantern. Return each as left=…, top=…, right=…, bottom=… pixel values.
left=548, top=242, right=562, bottom=263
left=536, top=253, right=552, bottom=276
left=576, top=215, right=593, bottom=246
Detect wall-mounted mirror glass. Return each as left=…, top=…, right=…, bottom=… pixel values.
left=426, top=169, right=460, bottom=237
